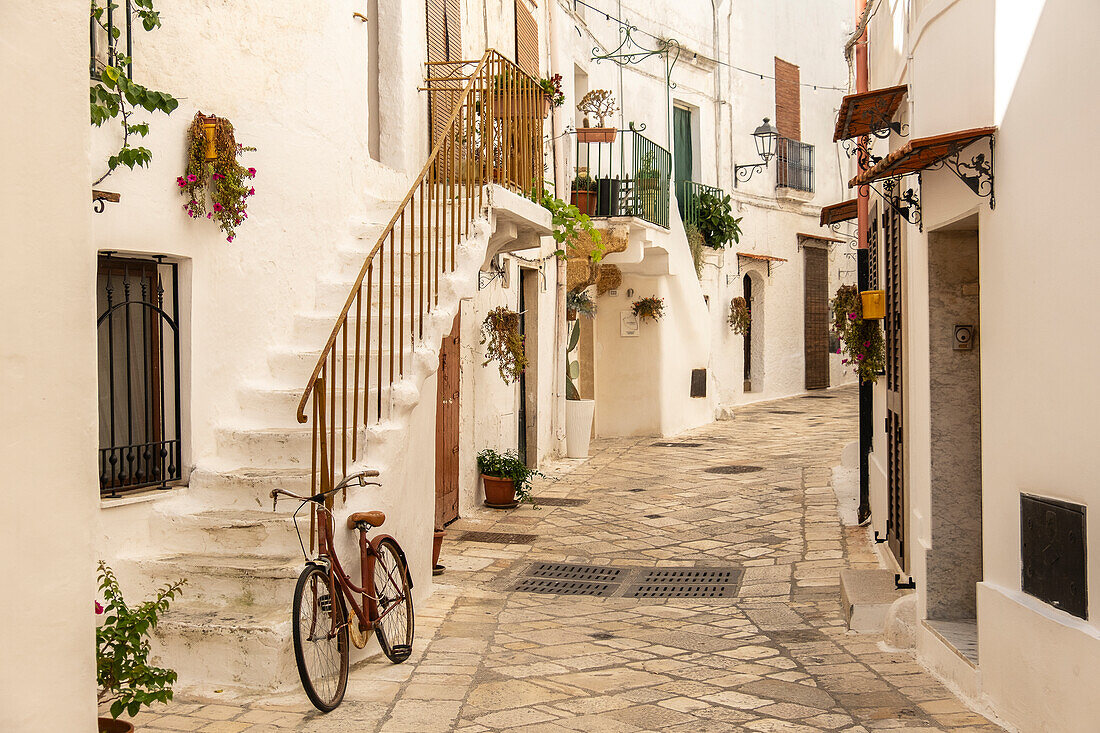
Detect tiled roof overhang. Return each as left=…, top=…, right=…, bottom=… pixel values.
left=849, top=127, right=997, bottom=188
left=819, top=199, right=858, bottom=227
left=833, top=85, right=908, bottom=141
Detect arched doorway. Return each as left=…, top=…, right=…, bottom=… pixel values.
left=743, top=273, right=753, bottom=391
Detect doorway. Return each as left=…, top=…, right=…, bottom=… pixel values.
left=435, top=313, right=460, bottom=527
left=673, top=106, right=694, bottom=222
left=518, top=268, right=539, bottom=466
left=803, top=244, right=830, bottom=390
left=883, top=205, right=907, bottom=570
left=743, top=273, right=753, bottom=390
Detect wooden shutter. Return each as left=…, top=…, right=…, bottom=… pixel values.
left=774, top=57, right=801, bottom=141
left=427, top=0, right=462, bottom=148
left=883, top=205, right=906, bottom=570
left=515, top=0, right=539, bottom=77
left=803, top=245, right=830, bottom=389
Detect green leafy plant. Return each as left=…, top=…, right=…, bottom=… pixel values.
left=566, top=289, right=597, bottom=320
left=90, top=0, right=180, bottom=184
left=566, top=320, right=582, bottom=400
left=179, top=113, right=257, bottom=243
left=481, top=307, right=528, bottom=383
left=540, top=189, right=603, bottom=261
left=637, top=151, right=659, bottom=180
left=632, top=296, right=665, bottom=323
left=570, top=170, right=597, bottom=192
left=832, top=285, right=885, bottom=382
left=96, top=561, right=185, bottom=719
left=476, top=448, right=542, bottom=505
left=537, top=74, right=565, bottom=107
left=694, top=192, right=743, bottom=249
left=729, top=296, right=751, bottom=335
left=686, top=222, right=705, bottom=278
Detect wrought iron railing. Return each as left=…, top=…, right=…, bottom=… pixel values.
left=677, top=180, right=724, bottom=230
left=776, top=137, right=815, bottom=192
left=571, top=127, right=671, bottom=228
left=296, top=50, right=544, bottom=512
left=90, top=0, right=133, bottom=79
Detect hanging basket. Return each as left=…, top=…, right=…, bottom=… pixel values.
left=200, top=115, right=218, bottom=161
left=860, top=290, right=886, bottom=320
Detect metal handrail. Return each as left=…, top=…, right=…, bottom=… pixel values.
left=295, top=49, right=545, bottom=506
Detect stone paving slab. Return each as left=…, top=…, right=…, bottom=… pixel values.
left=114, top=387, right=1003, bottom=732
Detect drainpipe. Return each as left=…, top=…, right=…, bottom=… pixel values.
left=854, top=0, right=872, bottom=524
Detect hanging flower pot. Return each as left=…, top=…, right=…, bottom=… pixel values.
left=860, top=290, right=886, bottom=320
left=201, top=115, right=218, bottom=161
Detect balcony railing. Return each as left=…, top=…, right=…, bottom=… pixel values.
left=677, top=180, right=724, bottom=230
left=571, top=127, right=671, bottom=228
left=776, top=137, right=814, bottom=193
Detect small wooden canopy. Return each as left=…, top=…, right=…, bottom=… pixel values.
left=850, top=127, right=997, bottom=188
left=819, top=199, right=858, bottom=227
left=736, top=252, right=787, bottom=263
left=833, top=85, right=908, bottom=141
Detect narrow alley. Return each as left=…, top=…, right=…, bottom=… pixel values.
left=129, top=388, right=1003, bottom=732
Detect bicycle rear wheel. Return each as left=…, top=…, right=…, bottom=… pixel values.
left=291, top=564, right=349, bottom=712
left=370, top=538, right=415, bottom=663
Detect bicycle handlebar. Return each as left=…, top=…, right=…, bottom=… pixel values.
left=270, top=470, right=382, bottom=510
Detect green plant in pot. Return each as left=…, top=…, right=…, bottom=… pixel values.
left=566, top=288, right=596, bottom=321
left=570, top=169, right=598, bottom=216
left=477, top=448, right=542, bottom=508
left=694, top=191, right=743, bottom=249
left=97, top=562, right=185, bottom=732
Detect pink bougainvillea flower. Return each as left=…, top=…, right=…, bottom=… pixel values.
left=95, top=601, right=104, bottom=614
left=247, top=167, right=257, bottom=176
left=187, top=174, right=198, bottom=183
left=212, top=173, right=223, bottom=181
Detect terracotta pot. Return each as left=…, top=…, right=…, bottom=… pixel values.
left=577, top=127, right=617, bottom=144
left=482, top=474, right=518, bottom=508
left=432, top=528, right=445, bottom=567
left=99, top=718, right=135, bottom=733
left=571, top=189, right=597, bottom=216
left=201, top=116, right=218, bottom=161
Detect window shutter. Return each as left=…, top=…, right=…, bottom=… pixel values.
left=515, top=0, right=539, bottom=77
left=774, top=57, right=801, bottom=141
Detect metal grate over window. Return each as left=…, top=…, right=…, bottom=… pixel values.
left=97, top=254, right=182, bottom=496
left=776, top=138, right=815, bottom=193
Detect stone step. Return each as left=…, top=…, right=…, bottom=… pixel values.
left=187, top=466, right=315, bottom=510
left=238, top=383, right=401, bottom=428
left=291, top=310, right=417, bottom=348
left=126, top=552, right=302, bottom=607
left=839, top=568, right=914, bottom=633
left=266, top=348, right=408, bottom=385
left=214, top=420, right=406, bottom=468
left=153, top=509, right=304, bottom=557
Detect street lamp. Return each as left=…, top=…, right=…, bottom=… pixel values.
left=735, top=117, right=779, bottom=186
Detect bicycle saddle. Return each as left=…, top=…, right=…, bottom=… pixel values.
left=347, top=510, right=386, bottom=529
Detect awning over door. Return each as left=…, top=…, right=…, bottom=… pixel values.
left=850, top=127, right=997, bottom=188
left=833, top=85, right=908, bottom=141
left=819, top=199, right=858, bottom=227
left=737, top=252, right=787, bottom=276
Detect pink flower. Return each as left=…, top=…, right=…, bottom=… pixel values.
left=247, top=167, right=257, bottom=176
left=248, top=187, right=255, bottom=196
left=176, top=176, right=186, bottom=187
left=207, top=213, right=213, bottom=219
left=213, top=203, right=223, bottom=212
left=836, top=347, right=841, bottom=354
left=187, top=174, right=198, bottom=183
left=848, top=312, right=856, bottom=321
left=212, top=173, right=224, bottom=181
left=856, top=354, right=864, bottom=361
left=227, top=235, right=235, bottom=243
left=863, top=341, right=870, bottom=348
left=842, top=359, right=849, bottom=364
left=95, top=601, right=104, bottom=614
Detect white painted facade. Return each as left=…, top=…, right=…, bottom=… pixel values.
left=859, top=1, right=1100, bottom=730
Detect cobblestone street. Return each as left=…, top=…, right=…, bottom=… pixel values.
left=128, top=387, right=1003, bottom=732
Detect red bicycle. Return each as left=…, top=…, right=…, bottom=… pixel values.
left=271, top=471, right=414, bottom=712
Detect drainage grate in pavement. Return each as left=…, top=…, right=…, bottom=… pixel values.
left=639, top=568, right=743, bottom=584
left=526, top=562, right=626, bottom=582
left=705, top=465, right=764, bottom=474
left=512, top=577, right=617, bottom=596
left=458, top=531, right=538, bottom=545
left=770, top=410, right=802, bottom=415
left=533, top=497, right=589, bottom=506
left=643, top=514, right=664, bottom=519
left=651, top=441, right=704, bottom=448
left=625, top=583, right=741, bottom=598
left=627, top=488, right=645, bottom=492
left=767, top=629, right=827, bottom=643
left=803, top=394, right=834, bottom=399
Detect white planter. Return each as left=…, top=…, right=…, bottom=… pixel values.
left=565, top=399, right=595, bottom=458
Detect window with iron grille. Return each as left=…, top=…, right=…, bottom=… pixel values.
left=775, top=138, right=814, bottom=193
left=97, top=254, right=182, bottom=496
left=90, top=0, right=134, bottom=80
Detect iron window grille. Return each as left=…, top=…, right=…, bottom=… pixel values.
left=776, top=137, right=815, bottom=193
left=90, top=0, right=133, bottom=80
left=97, top=254, right=182, bottom=496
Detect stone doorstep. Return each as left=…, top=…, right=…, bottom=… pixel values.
left=839, top=569, right=913, bottom=633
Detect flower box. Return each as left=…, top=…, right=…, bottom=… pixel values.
left=577, top=127, right=617, bottom=144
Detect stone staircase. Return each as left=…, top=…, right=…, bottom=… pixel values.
left=119, top=196, right=500, bottom=695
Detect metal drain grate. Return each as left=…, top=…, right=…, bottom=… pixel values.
left=643, top=514, right=664, bottom=519
left=513, top=577, right=617, bottom=596
left=458, top=531, right=538, bottom=545
left=803, top=394, right=834, bottom=399
left=767, top=629, right=826, bottom=643
left=705, top=465, right=764, bottom=474
left=625, top=583, right=741, bottom=598
left=639, top=568, right=742, bottom=583
left=627, top=488, right=645, bottom=492
left=534, top=497, right=589, bottom=506
left=527, top=562, right=626, bottom=582
left=652, top=442, right=704, bottom=448
left=770, top=410, right=802, bottom=415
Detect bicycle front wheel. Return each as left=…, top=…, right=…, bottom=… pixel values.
left=371, top=538, right=415, bottom=663
left=291, top=564, right=349, bottom=712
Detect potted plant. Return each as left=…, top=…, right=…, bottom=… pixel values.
left=570, top=169, right=598, bottom=216
left=576, top=90, right=618, bottom=143
left=632, top=295, right=665, bottom=323
left=179, top=112, right=257, bottom=243
left=635, top=151, right=661, bottom=219
left=481, top=306, right=528, bottom=384
left=566, top=288, right=596, bottom=321
left=97, top=562, right=185, bottom=732
left=477, top=448, right=542, bottom=507
left=694, top=191, right=743, bottom=249
left=432, top=527, right=446, bottom=576
left=565, top=315, right=596, bottom=458
left=729, top=296, right=751, bottom=335
left=832, top=285, right=885, bottom=382
left=537, top=73, right=565, bottom=118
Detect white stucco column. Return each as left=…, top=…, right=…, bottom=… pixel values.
left=0, top=5, right=99, bottom=731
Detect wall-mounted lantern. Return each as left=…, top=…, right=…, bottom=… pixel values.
left=734, top=117, right=779, bottom=187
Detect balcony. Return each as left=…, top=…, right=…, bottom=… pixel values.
left=570, top=127, right=671, bottom=228
left=776, top=137, right=815, bottom=193
left=677, top=180, right=724, bottom=230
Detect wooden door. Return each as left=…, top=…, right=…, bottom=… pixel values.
left=435, top=313, right=460, bottom=526
left=883, top=206, right=907, bottom=570
left=803, top=245, right=830, bottom=389
left=426, top=0, right=461, bottom=149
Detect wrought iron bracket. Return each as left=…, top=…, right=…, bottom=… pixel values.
left=927, top=134, right=995, bottom=210
left=736, top=255, right=781, bottom=277
left=591, top=25, right=681, bottom=90
left=93, top=189, right=121, bottom=213
left=861, top=175, right=923, bottom=231
left=841, top=137, right=883, bottom=168
left=478, top=255, right=506, bottom=291
left=827, top=221, right=859, bottom=260
left=734, top=160, right=769, bottom=187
